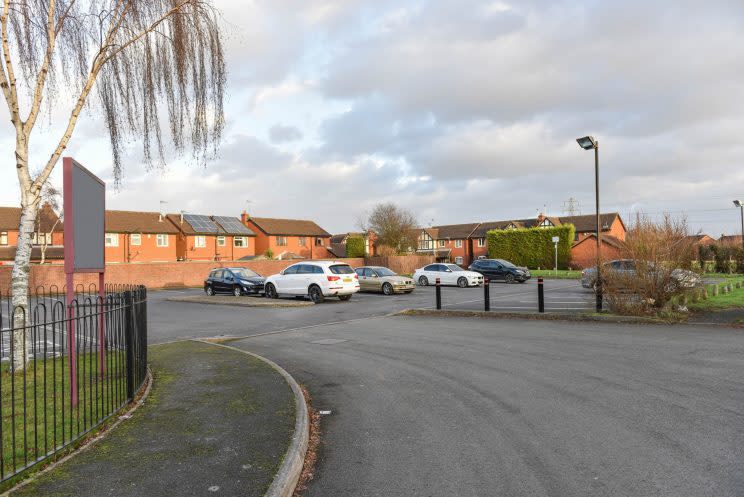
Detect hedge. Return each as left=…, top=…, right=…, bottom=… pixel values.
left=487, top=225, right=575, bottom=269
left=345, top=236, right=366, bottom=258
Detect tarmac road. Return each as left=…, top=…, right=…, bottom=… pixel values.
left=230, top=316, right=744, bottom=497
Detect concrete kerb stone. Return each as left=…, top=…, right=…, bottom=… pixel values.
left=5, top=368, right=154, bottom=496
left=193, top=340, right=309, bottom=497
left=397, top=308, right=686, bottom=325
left=166, top=295, right=314, bottom=308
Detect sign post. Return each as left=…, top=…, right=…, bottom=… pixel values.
left=63, top=157, right=105, bottom=406
left=551, top=236, right=560, bottom=274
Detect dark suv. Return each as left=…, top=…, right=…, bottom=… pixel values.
left=204, top=267, right=266, bottom=296
left=468, top=258, right=531, bottom=283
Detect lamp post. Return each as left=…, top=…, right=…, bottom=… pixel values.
left=735, top=200, right=744, bottom=254
left=577, top=135, right=602, bottom=312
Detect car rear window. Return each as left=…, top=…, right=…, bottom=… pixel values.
left=329, top=264, right=355, bottom=274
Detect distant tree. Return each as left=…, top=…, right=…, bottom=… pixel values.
left=1, top=1, right=226, bottom=370
left=362, top=203, right=417, bottom=254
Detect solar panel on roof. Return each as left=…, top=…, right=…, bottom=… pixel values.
left=212, top=216, right=253, bottom=235
left=183, top=214, right=220, bottom=233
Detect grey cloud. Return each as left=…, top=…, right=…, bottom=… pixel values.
left=269, top=124, right=304, bottom=143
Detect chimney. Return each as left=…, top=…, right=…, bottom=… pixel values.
left=180, top=211, right=185, bottom=224
left=241, top=211, right=250, bottom=224
left=158, top=213, right=163, bottom=222
left=537, top=212, right=546, bottom=224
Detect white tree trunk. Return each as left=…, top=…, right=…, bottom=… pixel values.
left=11, top=200, right=39, bottom=371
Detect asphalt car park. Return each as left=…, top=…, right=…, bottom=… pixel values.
left=146, top=279, right=595, bottom=344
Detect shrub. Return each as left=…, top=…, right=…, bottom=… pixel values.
left=486, top=225, right=575, bottom=269
left=345, top=236, right=366, bottom=258
left=603, top=213, right=698, bottom=315
left=265, top=248, right=274, bottom=259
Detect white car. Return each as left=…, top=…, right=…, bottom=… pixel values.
left=413, top=263, right=484, bottom=288
left=264, top=261, right=360, bottom=303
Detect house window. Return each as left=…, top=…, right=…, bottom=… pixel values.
left=0, top=232, right=6, bottom=245
left=455, top=239, right=462, bottom=248
left=156, top=234, right=169, bottom=247
left=130, top=234, right=141, bottom=246
left=438, top=240, right=446, bottom=248
left=105, top=233, right=119, bottom=247
left=276, top=236, right=287, bottom=246
left=298, top=237, right=306, bottom=246
left=234, top=237, right=247, bottom=247
left=217, top=236, right=226, bottom=247
left=194, top=236, right=206, bottom=248
left=315, top=237, right=323, bottom=246
left=418, top=233, right=432, bottom=250
left=455, top=256, right=464, bottom=265
left=539, top=219, right=553, bottom=228
left=477, top=238, right=485, bottom=247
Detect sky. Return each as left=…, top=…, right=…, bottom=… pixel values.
left=1, top=0, right=744, bottom=236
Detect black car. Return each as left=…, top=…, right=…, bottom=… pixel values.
left=468, top=258, right=531, bottom=283
left=204, top=267, right=265, bottom=296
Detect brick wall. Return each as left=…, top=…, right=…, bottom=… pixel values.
left=365, top=255, right=435, bottom=275
left=0, top=258, right=366, bottom=292
left=570, top=241, right=623, bottom=269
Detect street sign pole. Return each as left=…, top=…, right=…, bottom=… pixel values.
left=552, top=236, right=560, bottom=274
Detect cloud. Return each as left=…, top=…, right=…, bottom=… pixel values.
left=1, top=0, right=743, bottom=239
left=268, top=124, right=304, bottom=143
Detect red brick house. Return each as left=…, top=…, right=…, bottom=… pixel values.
left=409, top=212, right=627, bottom=267
left=0, top=204, right=65, bottom=263
left=242, top=215, right=332, bottom=260
left=570, top=234, right=625, bottom=269
left=104, top=210, right=180, bottom=263
left=167, top=214, right=256, bottom=261
left=718, top=234, right=743, bottom=246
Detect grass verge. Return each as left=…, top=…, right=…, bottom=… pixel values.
left=687, top=278, right=744, bottom=312
left=0, top=352, right=126, bottom=488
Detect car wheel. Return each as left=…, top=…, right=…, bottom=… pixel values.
left=205, top=286, right=214, bottom=296
left=382, top=282, right=394, bottom=295
left=504, top=274, right=515, bottom=284
left=457, top=277, right=468, bottom=288
left=418, top=276, right=429, bottom=286
left=265, top=283, right=278, bottom=299
left=233, top=286, right=242, bottom=297
left=339, top=294, right=352, bottom=301
left=309, top=285, right=324, bottom=303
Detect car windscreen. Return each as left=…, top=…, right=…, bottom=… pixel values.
left=375, top=268, right=397, bottom=277
left=231, top=268, right=260, bottom=279
left=445, top=264, right=464, bottom=271
left=329, top=264, right=355, bottom=274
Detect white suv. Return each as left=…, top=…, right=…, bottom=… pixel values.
left=264, top=261, right=360, bottom=303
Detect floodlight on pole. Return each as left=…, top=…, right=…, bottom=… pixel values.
left=734, top=200, right=744, bottom=253
left=576, top=136, right=597, bottom=150
left=577, top=135, right=602, bottom=312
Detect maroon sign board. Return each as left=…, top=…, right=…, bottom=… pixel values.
left=63, top=157, right=106, bottom=405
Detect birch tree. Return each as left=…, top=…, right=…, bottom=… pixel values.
left=1, top=0, right=226, bottom=370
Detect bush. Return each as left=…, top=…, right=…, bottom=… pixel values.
left=604, top=213, right=698, bottom=315
left=265, top=248, right=274, bottom=259
left=486, top=225, right=575, bottom=269
left=345, top=236, right=366, bottom=258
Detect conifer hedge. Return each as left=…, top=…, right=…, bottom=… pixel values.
left=486, top=225, right=575, bottom=269
left=345, top=236, right=366, bottom=258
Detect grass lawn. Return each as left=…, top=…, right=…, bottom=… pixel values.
left=530, top=269, right=582, bottom=279
left=688, top=279, right=744, bottom=312
left=703, top=272, right=744, bottom=279
left=0, top=351, right=127, bottom=482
